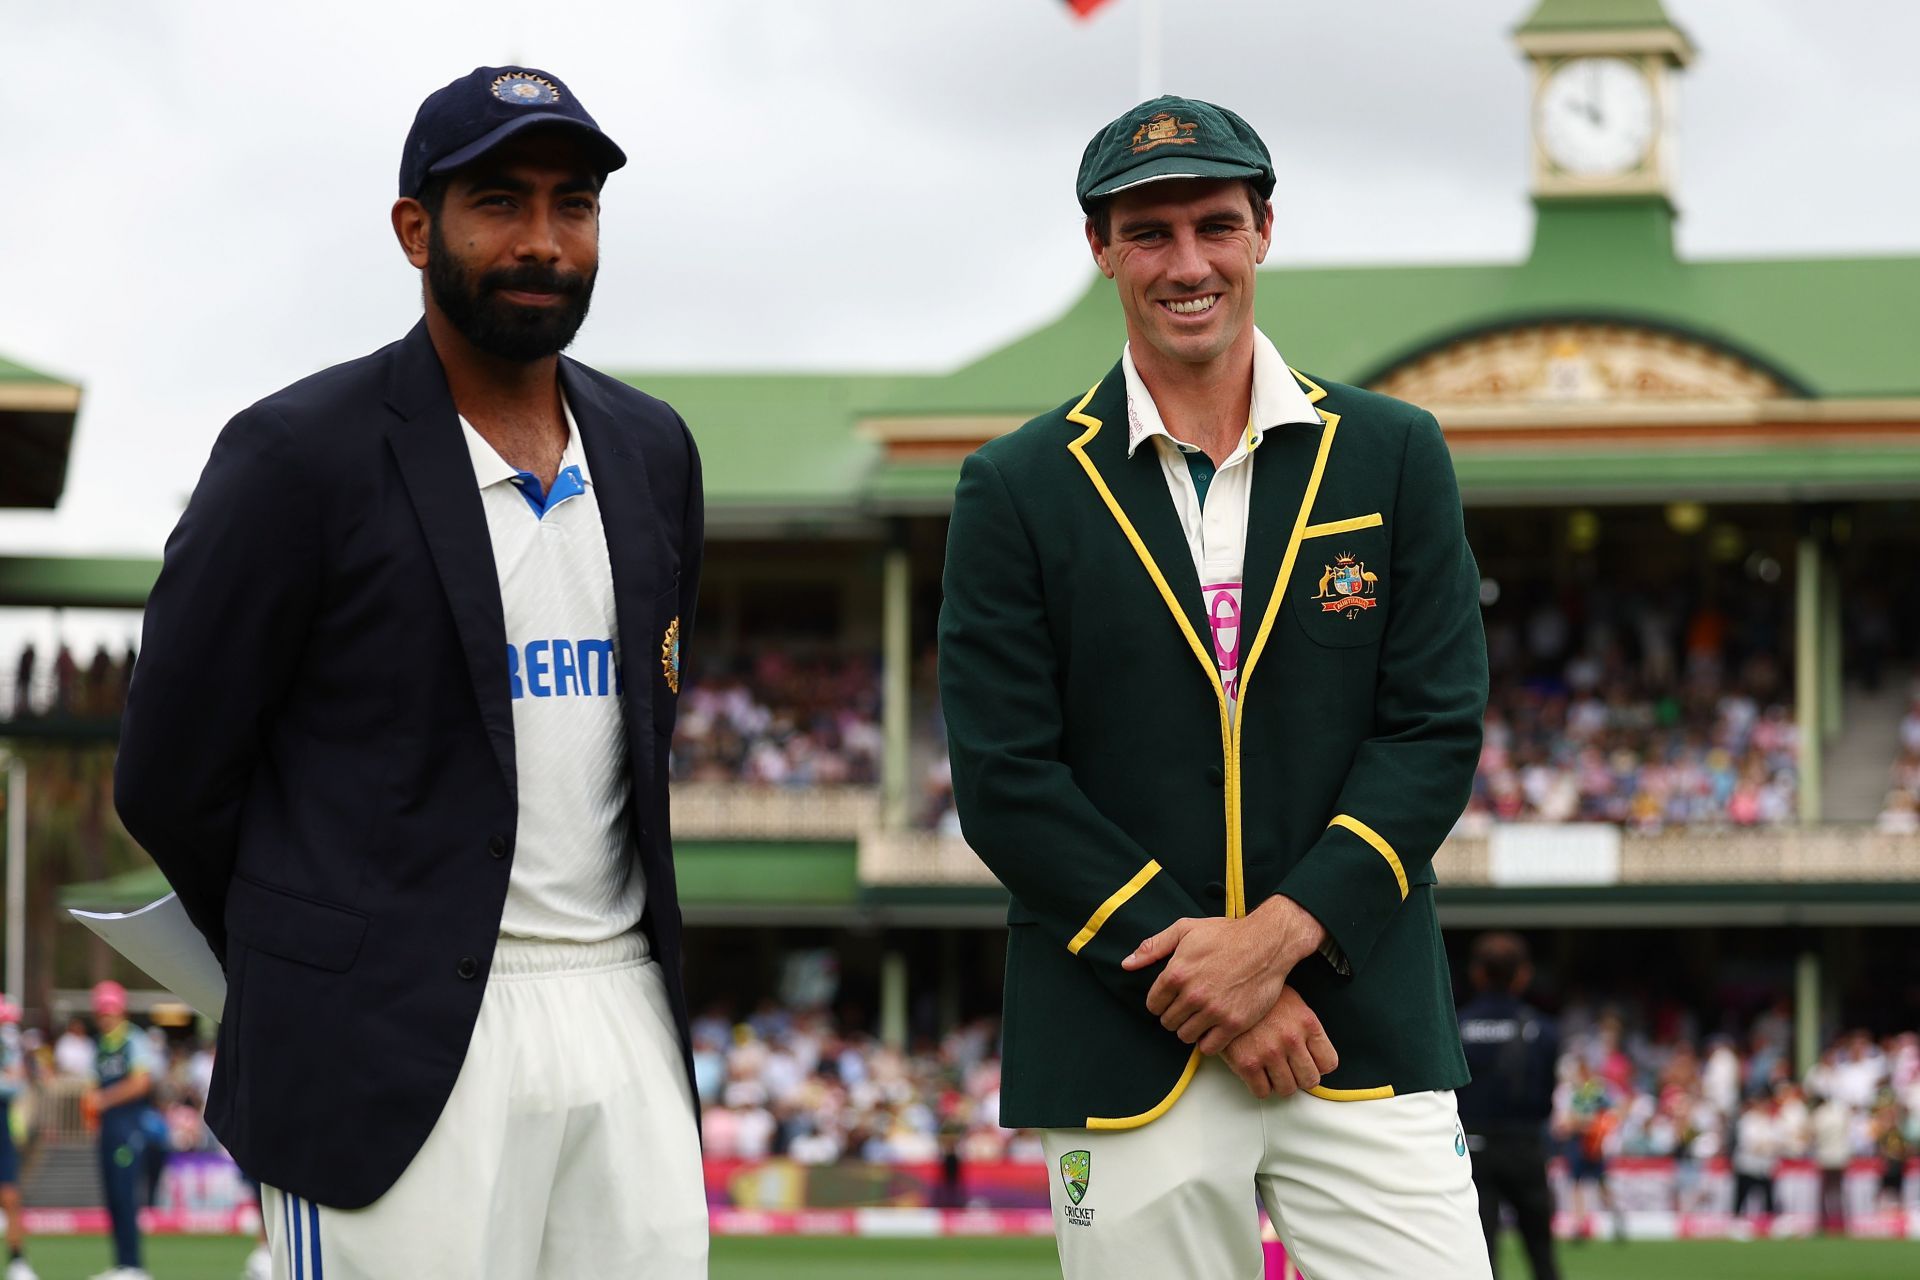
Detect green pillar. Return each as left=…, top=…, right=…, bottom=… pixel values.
left=880, top=949, right=909, bottom=1051
left=1795, top=950, right=1821, bottom=1078
left=1821, top=554, right=1843, bottom=743
left=1795, top=534, right=1822, bottom=825
left=881, top=535, right=912, bottom=831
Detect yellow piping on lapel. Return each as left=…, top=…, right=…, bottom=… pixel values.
left=1227, top=398, right=1341, bottom=920
left=1307, top=1083, right=1396, bottom=1102
left=1066, top=382, right=1234, bottom=1131
left=1065, top=385, right=1228, bottom=719
left=1087, top=1049, right=1202, bottom=1129
left=1301, top=511, right=1382, bottom=540
left=1069, top=860, right=1162, bottom=955
left=1329, top=813, right=1409, bottom=901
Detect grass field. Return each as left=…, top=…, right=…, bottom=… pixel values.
left=13, top=1233, right=1918, bottom=1278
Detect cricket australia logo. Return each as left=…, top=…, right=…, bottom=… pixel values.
left=1060, top=1149, right=1090, bottom=1206
left=1313, top=552, right=1379, bottom=617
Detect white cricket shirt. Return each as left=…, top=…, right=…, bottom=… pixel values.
left=1125, top=332, right=1348, bottom=968
left=1121, top=328, right=1322, bottom=712
left=462, top=401, right=645, bottom=942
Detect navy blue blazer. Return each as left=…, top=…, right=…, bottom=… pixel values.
left=114, top=321, right=703, bottom=1208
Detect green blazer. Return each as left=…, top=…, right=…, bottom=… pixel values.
left=938, top=360, right=1487, bottom=1131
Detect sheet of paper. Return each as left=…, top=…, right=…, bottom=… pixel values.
left=69, top=893, right=226, bottom=1021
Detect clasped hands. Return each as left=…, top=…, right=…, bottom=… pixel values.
left=1120, top=895, right=1338, bottom=1100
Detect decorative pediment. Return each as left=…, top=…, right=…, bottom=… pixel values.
left=1371, top=322, right=1790, bottom=407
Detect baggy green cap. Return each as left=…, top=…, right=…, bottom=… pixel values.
left=1076, top=95, right=1275, bottom=213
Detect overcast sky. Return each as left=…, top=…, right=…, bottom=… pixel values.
left=3, top=0, right=1917, bottom=578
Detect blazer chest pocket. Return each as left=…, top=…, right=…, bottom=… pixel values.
left=1289, top=513, right=1388, bottom=649
left=651, top=579, right=683, bottom=735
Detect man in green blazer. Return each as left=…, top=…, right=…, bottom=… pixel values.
left=940, top=97, right=1492, bottom=1278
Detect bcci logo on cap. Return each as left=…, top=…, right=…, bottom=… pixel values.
left=661, top=617, right=682, bottom=694
left=1313, top=553, right=1379, bottom=617
left=492, top=72, right=562, bottom=106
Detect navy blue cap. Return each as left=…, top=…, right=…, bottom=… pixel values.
left=399, top=66, right=627, bottom=198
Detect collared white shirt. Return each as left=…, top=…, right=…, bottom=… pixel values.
left=461, top=399, right=645, bottom=942
left=1122, top=328, right=1322, bottom=711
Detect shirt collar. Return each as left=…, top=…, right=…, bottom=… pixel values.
left=1122, top=328, right=1323, bottom=460
left=458, top=393, right=592, bottom=491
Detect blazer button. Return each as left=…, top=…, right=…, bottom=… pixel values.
left=488, top=835, right=508, bottom=859
left=1204, top=766, right=1224, bottom=787
left=457, top=957, right=479, bottom=980
left=1204, top=881, right=1226, bottom=903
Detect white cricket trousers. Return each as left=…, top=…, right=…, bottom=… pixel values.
left=263, top=929, right=708, bottom=1280
left=1042, top=1056, right=1491, bottom=1280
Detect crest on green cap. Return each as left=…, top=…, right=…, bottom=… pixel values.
left=1076, top=95, right=1276, bottom=212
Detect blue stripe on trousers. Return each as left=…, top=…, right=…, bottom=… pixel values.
left=309, top=1196, right=324, bottom=1279
left=292, top=1193, right=305, bottom=1280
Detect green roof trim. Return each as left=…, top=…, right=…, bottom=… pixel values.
left=674, top=839, right=860, bottom=906
left=1516, top=0, right=1679, bottom=34
left=0, top=557, right=158, bottom=609
left=0, top=353, right=76, bottom=386
left=612, top=372, right=905, bottom=519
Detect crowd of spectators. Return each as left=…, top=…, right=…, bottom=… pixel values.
left=4, top=643, right=134, bottom=721
left=1873, top=692, right=1920, bottom=834
left=668, top=652, right=883, bottom=787
left=30, top=1014, right=221, bottom=1155
left=1463, top=586, right=1804, bottom=829
left=1551, top=999, right=1917, bottom=1223
left=693, top=1004, right=1023, bottom=1166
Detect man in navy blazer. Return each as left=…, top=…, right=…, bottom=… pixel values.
left=115, top=68, right=707, bottom=1278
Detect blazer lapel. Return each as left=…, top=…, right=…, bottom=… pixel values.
left=382, top=322, right=516, bottom=799
left=561, top=360, right=665, bottom=786
left=1237, top=370, right=1338, bottom=699
left=1065, top=365, right=1218, bottom=695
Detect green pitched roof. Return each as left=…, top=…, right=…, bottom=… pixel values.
left=618, top=202, right=1920, bottom=516
left=873, top=201, right=1920, bottom=416
left=0, top=354, right=71, bottom=385
left=1516, top=0, right=1680, bottom=33
left=613, top=372, right=909, bottom=521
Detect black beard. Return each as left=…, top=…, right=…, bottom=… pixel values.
left=426, top=221, right=595, bottom=362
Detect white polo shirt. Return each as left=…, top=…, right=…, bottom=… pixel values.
left=1126, top=333, right=1348, bottom=967
left=461, top=402, right=645, bottom=942
left=1122, top=328, right=1323, bottom=711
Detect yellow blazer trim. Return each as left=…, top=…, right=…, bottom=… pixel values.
left=1068, top=860, right=1163, bottom=956
left=1307, top=1082, right=1396, bottom=1102
left=1291, top=367, right=1329, bottom=404
left=1300, top=511, right=1382, bottom=540
left=1329, top=813, right=1409, bottom=901
left=1086, top=1048, right=1202, bottom=1129
left=1066, top=386, right=1228, bottom=720
left=1066, top=383, right=1240, bottom=910
left=1225, top=402, right=1341, bottom=919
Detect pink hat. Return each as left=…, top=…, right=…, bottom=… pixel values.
left=0, top=999, right=18, bottom=1024
left=90, top=980, right=128, bottom=1017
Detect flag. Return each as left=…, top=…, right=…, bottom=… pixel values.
left=1063, top=0, right=1117, bottom=17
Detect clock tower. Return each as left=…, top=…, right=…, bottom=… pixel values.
left=1517, top=0, right=1694, bottom=203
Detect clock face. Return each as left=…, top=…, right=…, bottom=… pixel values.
left=1537, top=56, right=1657, bottom=178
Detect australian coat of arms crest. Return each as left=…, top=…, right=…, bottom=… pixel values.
left=1313, top=552, right=1379, bottom=617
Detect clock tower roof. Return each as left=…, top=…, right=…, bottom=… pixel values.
left=1517, top=0, right=1680, bottom=34
left=1516, top=0, right=1694, bottom=61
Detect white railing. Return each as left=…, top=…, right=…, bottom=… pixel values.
left=670, top=783, right=879, bottom=840
left=859, top=826, right=1920, bottom=888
